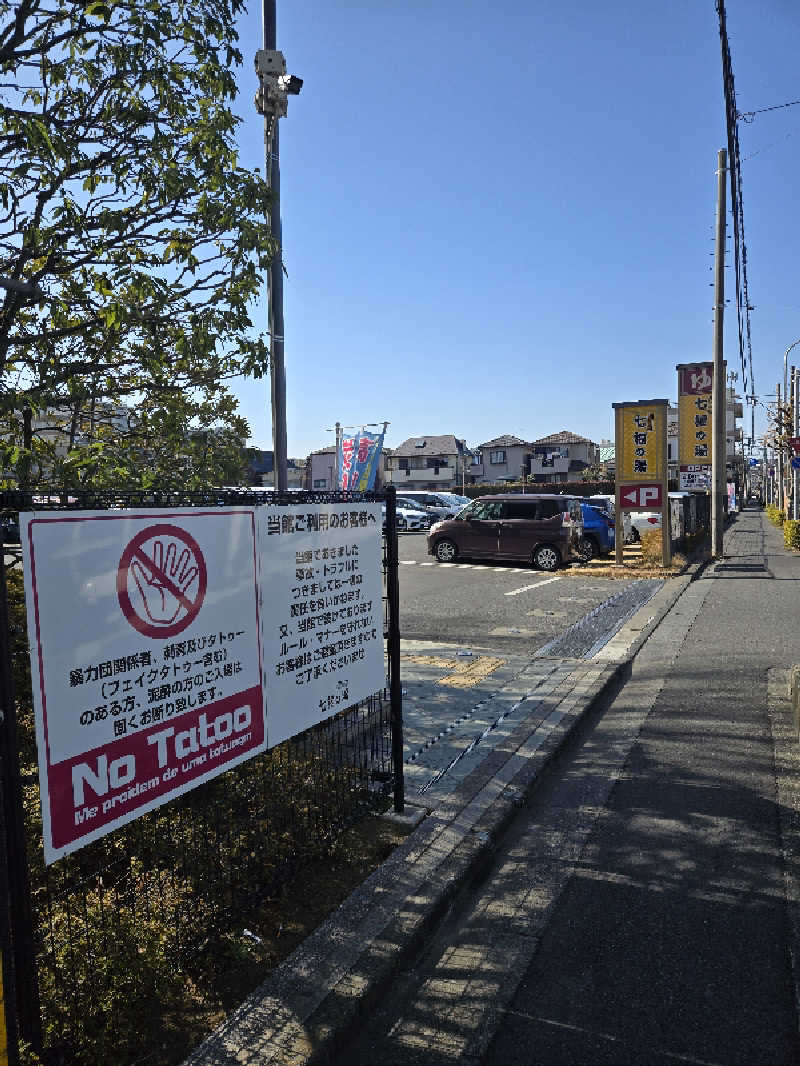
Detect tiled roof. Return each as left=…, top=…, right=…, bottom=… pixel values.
left=531, top=430, right=596, bottom=446
left=476, top=434, right=530, bottom=449
left=392, top=435, right=464, bottom=457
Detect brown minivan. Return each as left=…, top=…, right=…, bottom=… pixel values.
left=425, top=494, right=583, bottom=571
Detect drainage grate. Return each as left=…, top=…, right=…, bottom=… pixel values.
left=715, top=562, right=768, bottom=573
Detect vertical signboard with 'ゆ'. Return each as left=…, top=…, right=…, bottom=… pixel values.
left=677, top=361, right=718, bottom=490
left=22, top=508, right=265, bottom=863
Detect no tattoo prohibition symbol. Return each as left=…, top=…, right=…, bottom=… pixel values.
left=117, top=524, right=208, bottom=639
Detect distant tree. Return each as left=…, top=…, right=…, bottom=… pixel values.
left=0, top=0, right=274, bottom=487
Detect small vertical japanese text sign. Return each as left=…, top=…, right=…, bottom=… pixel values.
left=613, top=399, right=670, bottom=566
left=259, top=501, right=385, bottom=747
left=22, top=508, right=266, bottom=864
left=677, top=362, right=716, bottom=490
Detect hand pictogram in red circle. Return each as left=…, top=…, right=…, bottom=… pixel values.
left=117, top=524, right=207, bottom=638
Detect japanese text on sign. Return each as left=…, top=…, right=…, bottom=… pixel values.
left=22, top=508, right=265, bottom=863
left=618, top=405, right=666, bottom=480
left=260, top=503, right=384, bottom=748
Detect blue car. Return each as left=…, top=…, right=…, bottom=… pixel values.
left=578, top=501, right=614, bottom=560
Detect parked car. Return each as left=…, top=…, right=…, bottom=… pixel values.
left=426, top=494, right=583, bottom=571
left=588, top=494, right=632, bottom=544
left=438, top=492, right=470, bottom=509
left=383, top=503, right=431, bottom=532
left=395, top=497, right=435, bottom=528
left=628, top=511, right=662, bottom=541
left=382, top=505, right=407, bottom=532
left=395, top=491, right=463, bottom=520
left=577, top=502, right=614, bottom=560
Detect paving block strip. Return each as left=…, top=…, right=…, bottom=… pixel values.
left=182, top=658, right=628, bottom=1066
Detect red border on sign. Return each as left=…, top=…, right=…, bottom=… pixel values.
left=24, top=509, right=264, bottom=862
left=117, top=523, right=208, bottom=639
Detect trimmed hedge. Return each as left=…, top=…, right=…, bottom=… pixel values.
left=767, top=505, right=786, bottom=527
left=784, top=519, right=800, bottom=550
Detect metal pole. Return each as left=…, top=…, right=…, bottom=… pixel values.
left=795, top=367, right=799, bottom=520
left=711, top=149, right=727, bottom=558
left=777, top=384, right=783, bottom=512
left=0, top=545, right=42, bottom=1053
left=334, top=422, right=342, bottom=490
left=384, top=486, right=404, bottom=813
left=262, top=0, right=288, bottom=491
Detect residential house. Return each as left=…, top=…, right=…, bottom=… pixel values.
left=307, top=447, right=338, bottom=490
left=598, top=439, right=615, bottom=479
left=246, top=450, right=306, bottom=487
left=468, top=435, right=531, bottom=485
left=384, top=435, right=467, bottom=491
left=529, top=430, right=599, bottom=484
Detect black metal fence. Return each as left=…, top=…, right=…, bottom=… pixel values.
left=0, top=488, right=402, bottom=1066
left=669, top=492, right=712, bottom=551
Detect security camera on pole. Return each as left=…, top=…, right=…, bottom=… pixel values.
left=254, top=4, right=302, bottom=492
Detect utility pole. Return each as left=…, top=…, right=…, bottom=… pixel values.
left=255, top=2, right=302, bottom=491
left=794, top=366, right=799, bottom=520
left=711, top=148, right=727, bottom=558
left=777, top=384, right=782, bottom=511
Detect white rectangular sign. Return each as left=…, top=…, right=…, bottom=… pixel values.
left=679, top=469, right=711, bottom=490
left=259, top=502, right=385, bottom=747
left=22, top=508, right=265, bottom=863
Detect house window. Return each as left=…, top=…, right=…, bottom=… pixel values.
left=471, top=453, right=481, bottom=465
left=489, top=450, right=506, bottom=464
left=313, top=478, right=327, bottom=488
left=397, top=457, right=409, bottom=470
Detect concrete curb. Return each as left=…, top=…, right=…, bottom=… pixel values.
left=182, top=659, right=630, bottom=1066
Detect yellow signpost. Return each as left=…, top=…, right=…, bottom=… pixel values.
left=676, top=361, right=723, bottom=490
left=613, top=399, right=670, bottom=567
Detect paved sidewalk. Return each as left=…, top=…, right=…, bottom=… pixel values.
left=184, top=510, right=800, bottom=1066
left=183, top=549, right=692, bottom=1064
left=485, top=507, right=800, bottom=1065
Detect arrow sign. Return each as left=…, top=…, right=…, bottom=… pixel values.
left=618, top=483, right=663, bottom=509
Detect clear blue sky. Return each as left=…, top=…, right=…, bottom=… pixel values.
left=228, top=0, right=800, bottom=458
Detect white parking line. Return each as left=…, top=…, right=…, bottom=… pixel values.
left=400, top=560, right=417, bottom=565
left=420, top=562, right=435, bottom=566
left=504, top=575, right=561, bottom=597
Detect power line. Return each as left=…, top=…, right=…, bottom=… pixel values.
left=716, top=0, right=755, bottom=406
left=737, top=98, right=800, bottom=123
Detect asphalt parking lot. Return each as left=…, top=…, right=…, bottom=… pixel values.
left=396, top=532, right=661, bottom=658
